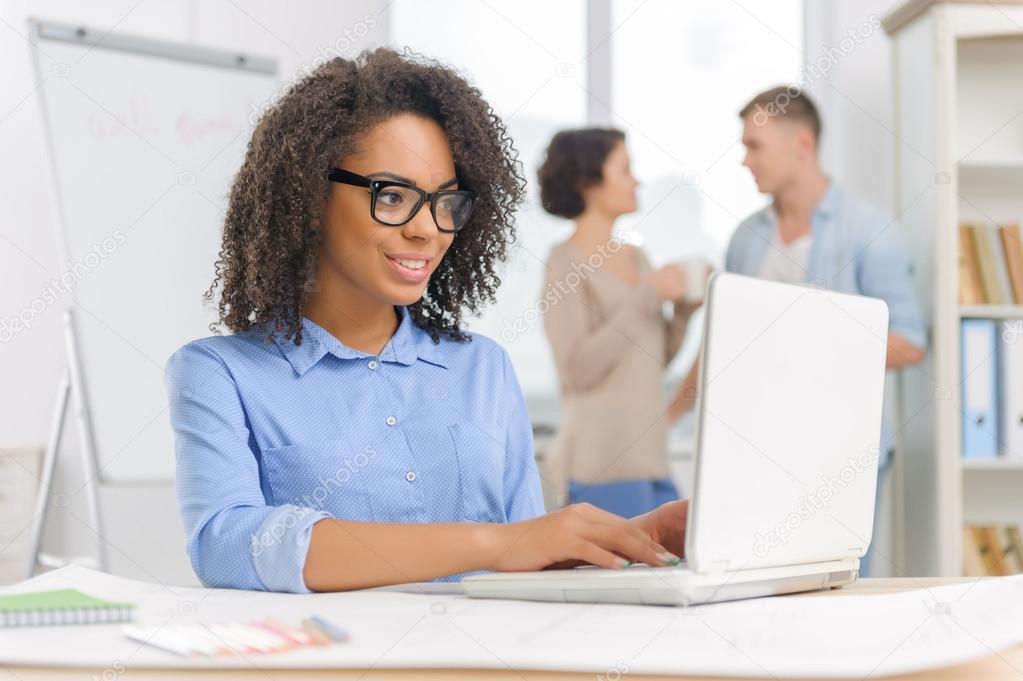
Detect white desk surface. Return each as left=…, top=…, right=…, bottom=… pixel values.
left=4, top=577, right=1022, bottom=680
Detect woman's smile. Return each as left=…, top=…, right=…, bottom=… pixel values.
left=383, top=250, right=433, bottom=283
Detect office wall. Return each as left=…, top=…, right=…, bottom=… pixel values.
left=804, top=0, right=897, bottom=212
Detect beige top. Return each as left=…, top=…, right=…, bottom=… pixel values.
left=541, top=240, right=691, bottom=488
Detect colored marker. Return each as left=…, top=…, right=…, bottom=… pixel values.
left=255, top=619, right=303, bottom=648
left=309, top=614, right=349, bottom=642
left=301, top=618, right=332, bottom=645
left=229, top=623, right=282, bottom=652
left=175, top=624, right=228, bottom=656
left=209, top=623, right=261, bottom=653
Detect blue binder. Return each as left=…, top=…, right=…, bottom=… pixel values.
left=961, top=319, right=1000, bottom=459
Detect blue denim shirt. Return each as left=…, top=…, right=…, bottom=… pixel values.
left=165, top=306, right=545, bottom=593
left=724, top=181, right=927, bottom=461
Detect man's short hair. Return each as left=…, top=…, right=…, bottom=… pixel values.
left=739, top=86, right=821, bottom=141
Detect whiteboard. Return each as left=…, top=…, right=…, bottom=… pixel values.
left=31, top=20, right=278, bottom=482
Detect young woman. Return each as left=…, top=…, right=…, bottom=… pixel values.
left=165, top=49, right=686, bottom=593
left=538, top=128, right=696, bottom=518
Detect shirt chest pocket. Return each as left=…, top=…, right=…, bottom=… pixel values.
left=448, top=421, right=507, bottom=523
left=260, top=438, right=376, bottom=521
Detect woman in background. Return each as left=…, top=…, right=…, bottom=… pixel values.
left=538, top=128, right=696, bottom=518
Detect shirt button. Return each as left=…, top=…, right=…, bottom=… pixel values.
left=367, top=360, right=378, bottom=370
left=386, top=415, right=397, bottom=426
left=405, top=471, right=416, bottom=482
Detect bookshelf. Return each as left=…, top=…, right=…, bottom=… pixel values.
left=959, top=305, right=1023, bottom=319
left=885, top=0, right=1023, bottom=576
left=960, top=458, right=1023, bottom=471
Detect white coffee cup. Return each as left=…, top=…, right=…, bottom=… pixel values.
left=680, top=259, right=712, bottom=303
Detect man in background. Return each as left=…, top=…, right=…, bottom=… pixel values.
left=669, top=86, right=926, bottom=576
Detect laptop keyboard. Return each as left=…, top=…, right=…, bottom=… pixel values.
left=627, top=560, right=688, bottom=569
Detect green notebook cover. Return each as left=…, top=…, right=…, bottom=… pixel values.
left=0, top=588, right=135, bottom=626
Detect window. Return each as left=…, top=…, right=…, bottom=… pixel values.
left=391, top=1, right=586, bottom=412
left=610, top=0, right=804, bottom=379
left=390, top=1, right=803, bottom=413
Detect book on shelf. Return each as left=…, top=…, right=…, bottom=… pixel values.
left=1002, top=527, right=1023, bottom=574
left=964, top=524, right=1023, bottom=577
left=960, top=221, right=1023, bottom=305
left=963, top=527, right=987, bottom=576
left=1000, top=222, right=1023, bottom=304
left=961, top=318, right=1000, bottom=459
left=960, top=316, right=1023, bottom=460
left=1003, top=321, right=1023, bottom=462
left=959, top=225, right=985, bottom=305
left=990, top=223, right=1016, bottom=304
left=970, top=223, right=1006, bottom=304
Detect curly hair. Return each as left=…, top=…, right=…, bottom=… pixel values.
left=537, top=128, right=624, bottom=219
left=205, top=48, right=525, bottom=345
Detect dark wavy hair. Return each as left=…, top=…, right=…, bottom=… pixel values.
left=205, top=48, right=525, bottom=345
left=537, top=127, right=625, bottom=219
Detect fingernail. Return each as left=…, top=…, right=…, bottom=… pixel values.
left=658, top=552, right=682, bottom=565
left=619, top=559, right=632, bottom=568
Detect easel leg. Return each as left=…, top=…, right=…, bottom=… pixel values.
left=25, top=370, right=70, bottom=581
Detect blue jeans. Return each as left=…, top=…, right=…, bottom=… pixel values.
left=567, top=478, right=679, bottom=518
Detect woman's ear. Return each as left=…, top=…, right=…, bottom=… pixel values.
left=578, top=182, right=593, bottom=209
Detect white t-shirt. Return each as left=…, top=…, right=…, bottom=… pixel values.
left=756, top=228, right=812, bottom=285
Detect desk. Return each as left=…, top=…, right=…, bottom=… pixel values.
left=4, top=577, right=1020, bottom=680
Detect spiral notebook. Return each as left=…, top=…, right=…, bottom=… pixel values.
left=0, top=588, right=135, bottom=627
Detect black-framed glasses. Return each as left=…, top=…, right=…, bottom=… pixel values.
left=327, top=168, right=477, bottom=233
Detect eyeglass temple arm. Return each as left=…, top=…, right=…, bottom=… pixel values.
left=327, top=168, right=371, bottom=186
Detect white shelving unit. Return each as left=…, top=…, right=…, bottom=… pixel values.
left=959, top=305, right=1023, bottom=319
left=885, top=0, right=1023, bottom=576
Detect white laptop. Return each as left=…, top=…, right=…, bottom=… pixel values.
left=463, top=273, right=890, bottom=607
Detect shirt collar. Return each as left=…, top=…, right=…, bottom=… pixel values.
left=814, top=178, right=840, bottom=219
left=270, top=306, right=449, bottom=376
left=762, top=178, right=840, bottom=229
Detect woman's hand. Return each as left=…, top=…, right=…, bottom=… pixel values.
left=484, top=503, right=683, bottom=572
left=666, top=358, right=701, bottom=424
left=629, top=499, right=688, bottom=559
left=648, top=264, right=688, bottom=302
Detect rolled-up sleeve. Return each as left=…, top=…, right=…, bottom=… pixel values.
left=165, top=343, right=330, bottom=593
left=856, top=216, right=927, bottom=350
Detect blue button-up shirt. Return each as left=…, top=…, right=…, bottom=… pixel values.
left=164, top=306, right=545, bottom=593
left=725, top=180, right=927, bottom=462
